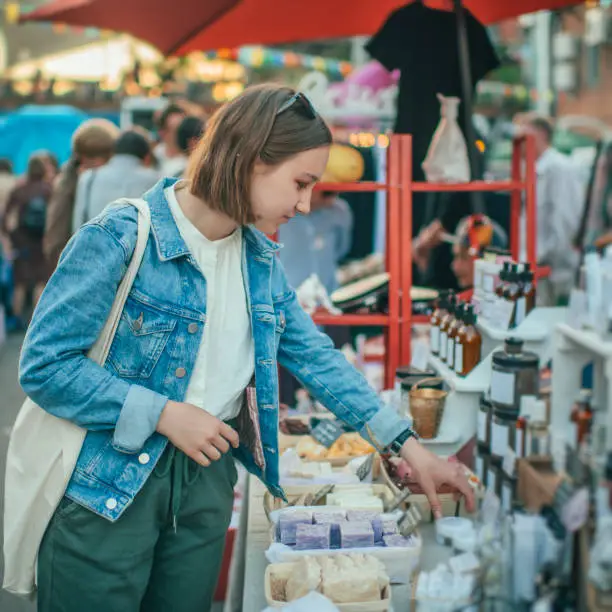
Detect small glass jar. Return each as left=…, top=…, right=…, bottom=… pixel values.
left=475, top=442, right=490, bottom=488
left=478, top=397, right=492, bottom=449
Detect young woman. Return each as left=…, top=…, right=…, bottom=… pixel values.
left=20, top=84, right=474, bottom=612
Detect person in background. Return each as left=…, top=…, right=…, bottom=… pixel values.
left=523, top=116, right=584, bottom=306
left=585, top=142, right=612, bottom=250
left=154, top=102, right=187, bottom=177
left=0, top=158, right=16, bottom=252
left=173, top=116, right=206, bottom=178
left=0, top=158, right=17, bottom=330
left=1, top=154, right=52, bottom=327
left=43, top=152, right=60, bottom=183
left=44, top=119, right=120, bottom=268
left=72, top=130, right=159, bottom=232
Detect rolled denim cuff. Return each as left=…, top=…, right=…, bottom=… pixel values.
left=358, top=405, right=413, bottom=449
left=112, top=384, right=168, bottom=453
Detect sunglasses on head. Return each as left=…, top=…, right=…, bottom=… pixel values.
left=276, top=92, right=317, bottom=119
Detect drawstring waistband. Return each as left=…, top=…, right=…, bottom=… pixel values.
left=154, top=446, right=200, bottom=532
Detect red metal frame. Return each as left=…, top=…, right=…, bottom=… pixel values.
left=305, top=134, right=538, bottom=389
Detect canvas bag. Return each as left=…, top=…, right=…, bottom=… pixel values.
left=422, top=94, right=471, bottom=184
left=3, top=198, right=151, bottom=597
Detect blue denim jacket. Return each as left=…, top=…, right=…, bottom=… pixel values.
left=19, top=178, right=412, bottom=522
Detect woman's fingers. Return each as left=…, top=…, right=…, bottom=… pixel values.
left=201, top=443, right=222, bottom=462
left=188, top=449, right=211, bottom=467
left=219, top=423, right=240, bottom=448
left=211, top=434, right=230, bottom=454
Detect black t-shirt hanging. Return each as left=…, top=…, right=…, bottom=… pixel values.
left=366, top=2, right=499, bottom=180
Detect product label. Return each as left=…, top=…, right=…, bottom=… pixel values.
left=475, top=455, right=484, bottom=480
left=487, top=468, right=497, bottom=492
left=447, top=337, right=455, bottom=368
left=454, top=343, right=463, bottom=375
left=516, top=427, right=524, bottom=457
left=483, top=274, right=494, bottom=294
left=515, top=296, right=526, bottom=326
left=490, top=369, right=515, bottom=406
left=430, top=326, right=440, bottom=352
left=494, top=298, right=515, bottom=331
left=502, top=483, right=512, bottom=511
left=490, top=421, right=509, bottom=457
left=477, top=409, right=488, bottom=443
left=503, top=446, right=517, bottom=477
left=440, top=331, right=448, bottom=360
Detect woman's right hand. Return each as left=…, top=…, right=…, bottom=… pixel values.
left=156, top=400, right=240, bottom=466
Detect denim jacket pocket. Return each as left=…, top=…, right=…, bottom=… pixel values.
left=107, top=294, right=177, bottom=378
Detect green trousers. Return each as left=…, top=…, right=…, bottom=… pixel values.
left=37, top=446, right=237, bottom=612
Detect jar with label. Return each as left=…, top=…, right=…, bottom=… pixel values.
left=477, top=397, right=492, bottom=449
left=456, top=305, right=481, bottom=377
left=475, top=441, right=490, bottom=487
left=490, top=413, right=514, bottom=461
left=526, top=399, right=549, bottom=457
left=490, top=338, right=539, bottom=417
left=487, top=457, right=502, bottom=497
left=438, top=292, right=456, bottom=363
left=446, top=302, right=465, bottom=370
left=500, top=472, right=518, bottom=513
left=429, top=291, right=449, bottom=356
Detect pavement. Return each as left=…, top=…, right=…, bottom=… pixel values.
left=0, top=333, right=35, bottom=612
left=0, top=334, right=224, bottom=612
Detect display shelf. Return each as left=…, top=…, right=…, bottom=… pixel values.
left=477, top=306, right=567, bottom=363
left=551, top=323, right=612, bottom=451
left=412, top=180, right=525, bottom=193
left=427, top=351, right=492, bottom=394
left=311, top=312, right=390, bottom=327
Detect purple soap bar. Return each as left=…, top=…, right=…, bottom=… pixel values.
left=339, top=520, right=375, bottom=549
left=346, top=510, right=380, bottom=523
left=295, top=523, right=332, bottom=550
left=383, top=534, right=415, bottom=548
left=279, top=511, right=312, bottom=546
left=313, top=511, right=346, bottom=525
left=373, top=517, right=399, bottom=542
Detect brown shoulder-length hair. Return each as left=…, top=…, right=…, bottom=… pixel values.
left=187, top=84, right=332, bottom=225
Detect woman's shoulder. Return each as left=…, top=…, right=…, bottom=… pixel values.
left=85, top=201, right=140, bottom=258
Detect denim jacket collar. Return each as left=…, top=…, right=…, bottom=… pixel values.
left=144, top=178, right=281, bottom=261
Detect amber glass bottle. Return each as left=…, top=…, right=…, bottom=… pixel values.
left=446, top=303, right=465, bottom=371
left=429, top=291, right=449, bottom=356
left=456, top=305, right=482, bottom=377
left=438, top=292, right=456, bottom=363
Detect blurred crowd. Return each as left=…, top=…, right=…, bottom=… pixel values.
left=1, top=104, right=612, bottom=334
left=0, top=103, right=205, bottom=332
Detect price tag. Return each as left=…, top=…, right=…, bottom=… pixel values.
left=503, top=446, right=517, bottom=477
left=310, top=419, right=344, bottom=448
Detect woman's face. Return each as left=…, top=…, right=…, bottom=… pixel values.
left=250, top=146, right=330, bottom=235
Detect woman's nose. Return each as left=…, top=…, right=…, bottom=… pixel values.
left=296, top=197, right=311, bottom=215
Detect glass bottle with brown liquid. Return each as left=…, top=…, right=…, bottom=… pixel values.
left=496, top=261, right=511, bottom=299
left=446, top=303, right=465, bottom=371
left=455, top=305, right=482, bottom=377
left=438, top=292, right=456, bottom=363
left=571, top=389, right=594, bottom=446
left=521, top=264, right=536, bottom=316
left=429, top=290, right=449, bottom=356
left=505, top=264, right=522, bottom=329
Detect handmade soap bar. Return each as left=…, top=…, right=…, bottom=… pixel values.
left=313, top=511, right=346, bottom=548
left=373, top=517, right=399, bottom=542
left=295, top=523, right=332, bottom=550
left=346, top=510, right=380, bottom=523
left=279, top=511, right=313, bottom=546
left=340, top=521, right=375, bottom=548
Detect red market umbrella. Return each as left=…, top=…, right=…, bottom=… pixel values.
left=174, top=0, right=581, bottom=54
left=19, top=0, right=240, bottom=56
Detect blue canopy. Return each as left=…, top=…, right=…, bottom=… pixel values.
left=0, top=105, right=89, bottom=174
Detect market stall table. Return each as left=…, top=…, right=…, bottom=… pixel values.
left=224, top=475, right=455, bottom=612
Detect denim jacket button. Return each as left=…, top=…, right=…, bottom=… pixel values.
left=175, top=367, right=187, bottom=378
left=188, top=323, right=198, bottom=334
left=105, top=498, right=118, bottom=510
left=138, top=453, right=150, bottom=465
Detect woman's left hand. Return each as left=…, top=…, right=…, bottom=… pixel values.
left=400, top=437, right=475, bottom=519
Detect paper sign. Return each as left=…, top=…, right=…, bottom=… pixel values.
left=310, top=419, right=344, bottom=448
left=411, top=339, right=429, bottom=371
left=503, top=446, right=517, bottom=478
left=356, top=454, right=374, bottom=481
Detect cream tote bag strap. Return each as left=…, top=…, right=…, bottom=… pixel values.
left=3, top=198, right=151, bottom=598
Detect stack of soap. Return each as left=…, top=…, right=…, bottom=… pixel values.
left=372, top=516, right=399, bottom=543
left=340, top=521, right=375, bottom=548
left=347, top=510, right=381, bottom=523
left=279, top=511, right=312, bottom=546
left=327, top=487, right=384, bottom=512
left=295, top=523, right=332, bottom=550
left=313, top=511, right=347, bottom=549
